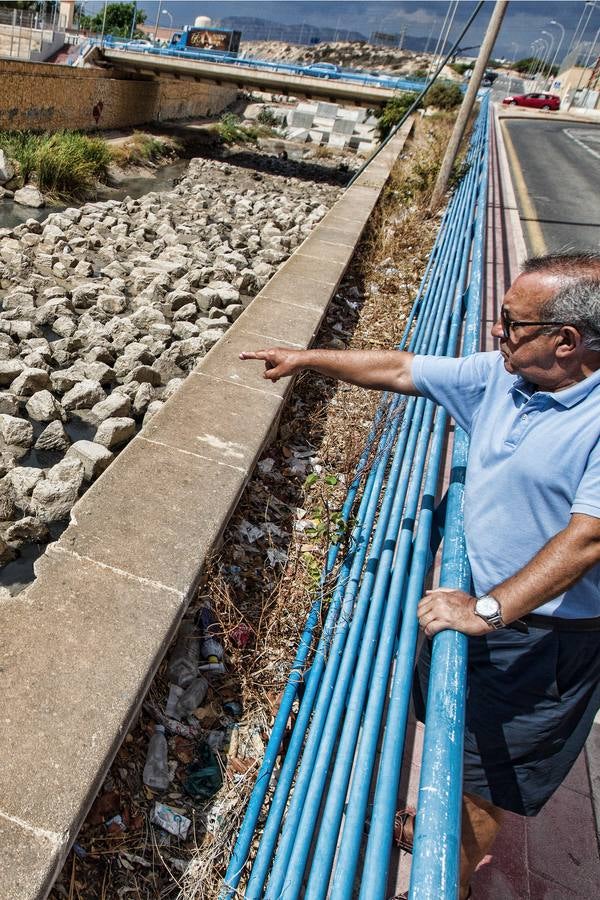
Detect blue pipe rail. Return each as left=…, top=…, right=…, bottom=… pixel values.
left=254, top=121, right=486, bottom=900
left=221, top=118, right=466, bottom=900
left=222, top=95, right=490, bottom=899
left=409, top=100, right=490, bottom=900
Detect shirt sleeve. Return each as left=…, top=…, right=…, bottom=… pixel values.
left=572, top=442, right=600, bottom=519
left=411, top=352, right=496, bottom=433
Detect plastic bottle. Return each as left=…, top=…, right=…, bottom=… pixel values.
left=143, top=724, right=169, bottom=791
left=200, top=637, right=223, bottom=663
left=167, top=622, right=200, bottom=687
left=198, top=637, right=225, bottom=673
left=176, top=675, right=209, bottom=718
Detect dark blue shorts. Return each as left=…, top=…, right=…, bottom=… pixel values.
left=413, top=624, right=600, bottom=816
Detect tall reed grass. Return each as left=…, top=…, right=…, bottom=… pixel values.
left=0, top=130, right=112, bottom=200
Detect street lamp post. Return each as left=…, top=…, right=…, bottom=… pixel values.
left=548, top=19, right=565, bottom=79
left=579, top=23, right=600, bottom=108
left=152, top=3, right=162, bottom=42
left=536, top=38, right=549, bottom=83
left=567, top=1, right=597, bottom=59
left=541, top=29, right=555, bottom=84
left=162, top=9, right=172, bottom=43
left=527, top=40, right=542, bottom=83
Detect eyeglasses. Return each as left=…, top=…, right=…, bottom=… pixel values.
left=500, top=308, right=566, bottom=340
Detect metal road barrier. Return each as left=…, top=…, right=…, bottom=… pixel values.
left=222, top=94, right=490, bottom=900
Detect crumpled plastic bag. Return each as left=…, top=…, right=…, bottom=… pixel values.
left=183, top=742, right=222, bottom=800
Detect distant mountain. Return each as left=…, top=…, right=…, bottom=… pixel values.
left=215, top=16, right=447, bottom=54
left=215, top=16, right=367, bottom=44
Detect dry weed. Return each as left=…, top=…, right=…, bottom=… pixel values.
left=181, top=115, right=452, bottom=899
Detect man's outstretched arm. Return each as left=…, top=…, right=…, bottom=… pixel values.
left=239, top=347, right=420, bottom=395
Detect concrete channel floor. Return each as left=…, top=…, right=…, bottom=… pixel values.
left=389, top=106, right=600, bottom=899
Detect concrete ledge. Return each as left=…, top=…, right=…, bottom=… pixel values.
left=0, top=118, right=414, bottom=900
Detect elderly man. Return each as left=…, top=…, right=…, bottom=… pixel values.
left=241, top=252, right=600, bottom=898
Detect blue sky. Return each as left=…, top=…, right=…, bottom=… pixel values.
left=82, top=2, right=598, bottom=60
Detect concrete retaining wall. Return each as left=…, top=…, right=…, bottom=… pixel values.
left=0, top=119, right=414, bottom=900
left=0, top=59, right=237, bottom=131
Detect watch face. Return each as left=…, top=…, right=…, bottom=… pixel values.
left=477, top=596, right=499, bottom=617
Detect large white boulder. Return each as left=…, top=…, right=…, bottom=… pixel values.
left=14, top=184, right=45, bottom=208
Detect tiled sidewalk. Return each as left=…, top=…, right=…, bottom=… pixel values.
left=471, top=742, right=600, bottom=898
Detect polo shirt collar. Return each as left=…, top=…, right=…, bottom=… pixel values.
left=510, top=367, right=600, bottom=408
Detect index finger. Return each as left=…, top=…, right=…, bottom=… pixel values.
left=239, top=350, right=269, bottom=360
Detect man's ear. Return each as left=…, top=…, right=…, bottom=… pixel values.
left=555, top=325, right=581, bottom=356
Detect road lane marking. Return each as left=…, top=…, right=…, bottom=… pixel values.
left=563, top=127, right=600, bottom=160
left=500, top=121, right=546, bottom=256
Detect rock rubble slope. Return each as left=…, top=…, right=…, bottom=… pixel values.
left=0, top=156, right=341, bottom=580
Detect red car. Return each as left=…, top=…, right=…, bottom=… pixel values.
left=502, top=92, right=560, bottom=110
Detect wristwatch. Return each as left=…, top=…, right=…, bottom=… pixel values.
left=474, top=594, right=505, bottom=630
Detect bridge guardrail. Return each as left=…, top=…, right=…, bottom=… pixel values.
left=84, top=36, right=457, bottom=95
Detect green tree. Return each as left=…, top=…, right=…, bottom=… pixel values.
left=513, top=56, right=558, bottom=78
left=425, top=82, right=463, bottom=110
left=2, top=1, right=60, bottom=13
left=450, top=62, right=473, bottom=76
left=80, top=2, right=147, bottom=38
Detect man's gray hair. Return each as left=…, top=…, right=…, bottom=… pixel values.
left=523, top=252, right=600, bottom=352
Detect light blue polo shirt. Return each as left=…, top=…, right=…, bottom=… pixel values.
left=412, top=351, right=600, bottom=618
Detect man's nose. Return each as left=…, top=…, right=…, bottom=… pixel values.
left=491, top=319, right=504, bottom=339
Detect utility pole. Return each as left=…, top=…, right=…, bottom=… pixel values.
left=430, top=0, right=508, bottom=210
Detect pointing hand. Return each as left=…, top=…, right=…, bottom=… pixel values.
left=239, top=348, right=305, bottom=382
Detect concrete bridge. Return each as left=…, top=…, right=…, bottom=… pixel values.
left=90, top=46, right=402, bottom=108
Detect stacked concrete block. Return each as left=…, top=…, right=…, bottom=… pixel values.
left=287, top=110, right=316, bottom=129
left=315, top=116, right=336, bottom=131
left=358, top=141, right=374, bottom=156
left=337, top=107, right=368, bottom=124
left=329, top=133, right=350, bottom=149
left=332, top=117, right=356, bottom=136
left=317, top=101, right=339, bottom=118
left=287, top=128, right=310, bottom=142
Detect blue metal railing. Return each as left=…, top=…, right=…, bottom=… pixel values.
left=222, top=95, right=490, bottom=899
left=409, top=110, right=489, bottom=900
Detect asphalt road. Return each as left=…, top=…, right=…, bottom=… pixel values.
left=501, top=117, right=600, bottom=254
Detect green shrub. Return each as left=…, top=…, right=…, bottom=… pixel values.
left=217, top=113, right=259, bottom=144
left=425, top=82, right=463, bottom=110
left=377, top=92, right=421, bottom=139
left=450, top=62, right=473, bottom=76
left=256, top=107, right=280, bottom=128
left=129, top=132, right=169, bottom=162
left=36, top=132, right=111, bottom=198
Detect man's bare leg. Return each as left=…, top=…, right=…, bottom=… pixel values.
left=394, top=793, right=503, bottom=897
left=460, top=792, right=504, bottom=899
